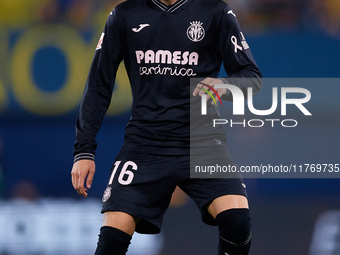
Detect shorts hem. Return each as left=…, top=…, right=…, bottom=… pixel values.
left=200, top=193, right=248, bottom=226
left=101, top=205, right=162, bottom=234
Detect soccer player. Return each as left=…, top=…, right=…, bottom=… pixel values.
left=71, top=0, right=262, bottom=254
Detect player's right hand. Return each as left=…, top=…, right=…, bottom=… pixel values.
left=71, top=160, right=96, bottom=198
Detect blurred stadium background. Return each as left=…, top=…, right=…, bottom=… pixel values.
left=0, top=0, right=340, bottom=254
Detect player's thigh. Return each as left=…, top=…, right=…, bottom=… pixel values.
left=180, top=177, right=248, bottom=225
left=207, top=194, right=249, bottom=219
left=179, top=145, right=248, bottom=225
left=101, top=152, right=177, bottom=234
left=102, top=211, right=139, bottom=236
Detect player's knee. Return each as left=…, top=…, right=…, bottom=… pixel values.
left=95, top=226, right=132, bottom=255
left=216, top=208, right=251, bottom=255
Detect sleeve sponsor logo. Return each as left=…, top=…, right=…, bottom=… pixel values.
left=96, top=32, right=105, bottom=50
left=240, top=32, right=250, bottom=50
left=231, top=32, right=250, bottom=53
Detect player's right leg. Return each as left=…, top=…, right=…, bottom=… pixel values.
left=102, top=211, right=139, bottom=236
left=95, top=148, right=177, bottom=254
left=95, top=212, right=139, bottom=255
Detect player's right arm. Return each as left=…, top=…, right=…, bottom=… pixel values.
left=71, top=8, right=124, bottom=196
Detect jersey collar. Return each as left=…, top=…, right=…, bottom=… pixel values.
left=150, top=0, right=190, bottom=13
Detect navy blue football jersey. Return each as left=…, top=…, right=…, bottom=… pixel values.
left=73, top=0, right=262, bottom=161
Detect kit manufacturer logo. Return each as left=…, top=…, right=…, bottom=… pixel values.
left=132, top=24, right=150, bottom=33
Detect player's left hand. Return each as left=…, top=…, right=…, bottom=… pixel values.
left=192, top=77, right=228, bottom=105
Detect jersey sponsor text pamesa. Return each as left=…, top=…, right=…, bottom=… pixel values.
left=136, top=50, right=199, bottom=77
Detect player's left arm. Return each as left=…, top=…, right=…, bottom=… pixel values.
left=193, top=5, right=263, bottom=103
left=218, top=5, right=263, bottom=101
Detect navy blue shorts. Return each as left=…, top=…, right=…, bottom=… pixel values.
left=101, top=144, right=247, bottom=234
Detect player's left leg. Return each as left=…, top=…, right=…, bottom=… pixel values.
left=178, top=146, right=251, bottom=254
left=208, top=195, right=251, bottom=255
